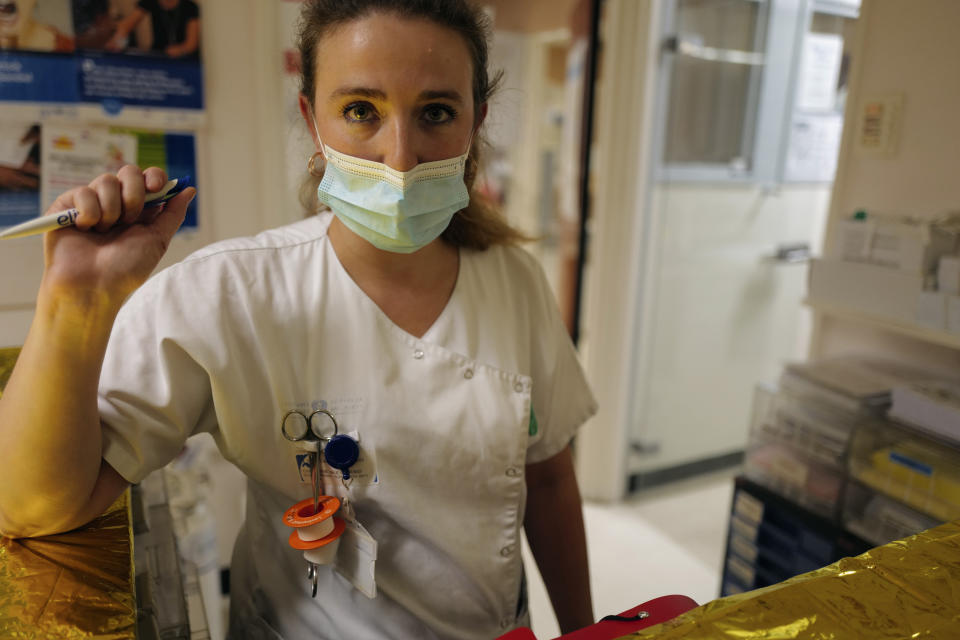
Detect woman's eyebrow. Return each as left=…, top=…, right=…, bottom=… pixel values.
left=328, top=87, right=464, bottom=105
left=329, top=87, right=387, bottom=101
left=418, top=90, right=464, bottom=104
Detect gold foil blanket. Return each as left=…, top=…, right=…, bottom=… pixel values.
left=0, top=492, right=135, bottom=639
left=625, top=519, right=960, bottom=639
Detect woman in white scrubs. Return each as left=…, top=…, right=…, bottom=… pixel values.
left=0, top=1, right=598, bottom=638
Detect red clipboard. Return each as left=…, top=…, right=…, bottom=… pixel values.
left=496, top=594, right=698, bottom=640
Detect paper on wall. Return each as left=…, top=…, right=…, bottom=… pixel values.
left=40, top=124, right=137, bottom=212
left=784, top=114, right=843, bottom=182
left=797, top=33, right=844, bottom=112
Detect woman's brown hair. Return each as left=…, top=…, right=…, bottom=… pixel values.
left=296, top=0, right=530, bottom=250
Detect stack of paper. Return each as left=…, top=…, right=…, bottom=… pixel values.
left=781, top=357, right=937, bottom=413
left=890, top=381, right=960, bottom=445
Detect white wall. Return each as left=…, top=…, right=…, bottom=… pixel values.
left=825, top=0, right=960, bottom=226
left=0, top=0, right=290, bottom=347
left=812, top=0, right=960, bottom=369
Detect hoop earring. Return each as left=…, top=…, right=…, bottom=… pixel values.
left=307, top=151, right=326, bottom=177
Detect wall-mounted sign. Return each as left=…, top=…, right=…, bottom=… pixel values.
left=0, top=0, right=204, bottom=112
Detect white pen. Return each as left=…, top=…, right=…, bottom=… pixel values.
left=0, top=176, right=193, bottom=240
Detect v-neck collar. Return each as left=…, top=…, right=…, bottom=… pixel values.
left=320, top=213, right=463, bottom=343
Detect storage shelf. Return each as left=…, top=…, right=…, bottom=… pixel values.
left=805, top=298, right=960, bottom=351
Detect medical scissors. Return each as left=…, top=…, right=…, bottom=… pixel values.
left=281, top=409, right=339, bottom=513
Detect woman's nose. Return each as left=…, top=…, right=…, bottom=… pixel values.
left=381, top=123, right=419, bottom=172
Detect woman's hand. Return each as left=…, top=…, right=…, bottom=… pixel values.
left=40, top=165, right=196, bottom=309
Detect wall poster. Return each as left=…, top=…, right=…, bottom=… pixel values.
left=0, top=0, right=202, bottom=229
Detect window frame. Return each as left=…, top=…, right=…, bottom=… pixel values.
left=652, top=0, right=859, bottom=185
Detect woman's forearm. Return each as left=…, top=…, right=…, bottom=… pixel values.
left=112, top=8, right=146, bottom=41
left=0, top=167, right=192, bottom=538
left=0, top=283, right=120, bottom=536
left=182, top=19, right=200, bottom=54
left=524, top=447, right=594, bottom=633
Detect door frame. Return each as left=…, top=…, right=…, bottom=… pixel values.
left=573, top=0, right=662, bottom=501
left=573, top=0, right=850, bottom=500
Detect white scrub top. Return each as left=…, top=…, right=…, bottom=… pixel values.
left=98, top=212, right=597, bottom=640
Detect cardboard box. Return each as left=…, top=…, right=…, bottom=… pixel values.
left=836, top=219, right=957, bottom=275
left=946, top=295, right=960, bottom=334
left=916, top=291, right=947, bottom=330
left=938, top=255, right=960, bottom=295
left=809, top=259, right=923, bottom=323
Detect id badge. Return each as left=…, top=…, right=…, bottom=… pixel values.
left=335, top=519, right=378, bottom=598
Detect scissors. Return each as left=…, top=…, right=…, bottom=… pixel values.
left=281, top=408, right=339, bottom=443
left=281, top=409, right=339, bottom=513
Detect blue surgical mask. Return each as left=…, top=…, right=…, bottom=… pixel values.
left=315, top=142, right=471, bottom=254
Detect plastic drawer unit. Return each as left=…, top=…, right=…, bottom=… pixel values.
left=720, top=476, right=871, bottom=597
left=743, top=385, right=865, bottom=519
left=848, top=419, right=960, bottom=523
left=841, top=479, right=943, bottom=547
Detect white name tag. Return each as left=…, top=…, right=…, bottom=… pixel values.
left=335, top=519, right=378, bottom=598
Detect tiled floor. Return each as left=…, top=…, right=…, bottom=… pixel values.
left=522, top=469, right=738, bottom=639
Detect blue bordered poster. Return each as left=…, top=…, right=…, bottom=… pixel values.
left=0, top=0, right=203, bottom=109
left=0, top=0, right=203, bottom=229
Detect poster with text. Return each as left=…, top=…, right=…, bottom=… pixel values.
left=0, top=120, right=41, bottom=228
left=0, top=0, right=203, bottom=110
left=22, top=122, right=198, bottom=229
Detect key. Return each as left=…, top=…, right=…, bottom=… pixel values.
left=307, top=563, right=318, bottom=598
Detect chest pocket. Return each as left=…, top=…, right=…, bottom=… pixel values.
left=363, top=339, right=531, bottom=495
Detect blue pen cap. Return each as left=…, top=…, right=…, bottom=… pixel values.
left=169, top=175, right=193, bottom=195
left=149, top=175, right=194, bottom=205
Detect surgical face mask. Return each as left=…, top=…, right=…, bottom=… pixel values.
left=315, top=142, right=471, bottom=254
